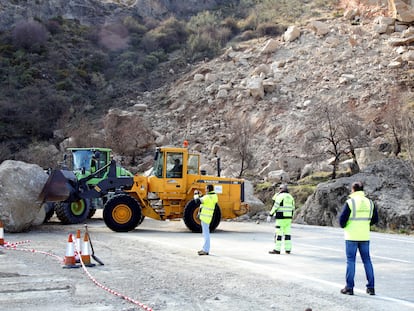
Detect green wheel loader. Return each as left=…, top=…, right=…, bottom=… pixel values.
left=42, top=147, right=133, bottom=224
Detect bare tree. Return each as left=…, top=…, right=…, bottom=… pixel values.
left=228, top=118, right=255, bottom=178
left=338, top=112, right=369, bottom=174
left=304, top=104, right=367, bottom=179
left=401, top=93, right=414, bottom=177
left=382, top=89, right=404, bottom=157
left=319, top=106, right=343, bottom=179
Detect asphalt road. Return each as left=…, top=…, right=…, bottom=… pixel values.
left=1, top=214, right=413, bottom=311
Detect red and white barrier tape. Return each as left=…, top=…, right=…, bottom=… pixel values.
left=3, top=240, right=64, bottom=262
left=74, top=242, right=153, bottom=311
left=2, top=239, right=153, bottom=311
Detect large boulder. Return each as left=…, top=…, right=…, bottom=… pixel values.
left=294, top=158, right=414, bottom=231
left=244, top=180, right=265, bottom=215
left=0, top=160, right=48, bottom=232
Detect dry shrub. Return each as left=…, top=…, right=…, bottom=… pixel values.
left=12, top=20, right=49, bottom=52
left=15, top=142, right=61, bottom=169
left=103, top=110, right=154, bottom=164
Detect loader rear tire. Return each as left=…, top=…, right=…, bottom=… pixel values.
left=183, top=200, right=221, bottom=233
left=103, top=194, right=142, bottom=232
left=55, top=199, right=90, bottom=224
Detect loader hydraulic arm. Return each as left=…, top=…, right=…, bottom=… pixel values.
left=78, top=160, right=134, bottom=199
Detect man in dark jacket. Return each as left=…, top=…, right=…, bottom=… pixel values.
left=339, top=181, right=379, bottom=296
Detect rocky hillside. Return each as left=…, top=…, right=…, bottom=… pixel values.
left=132, top=4, right=414, bottom=180
left=0, top=0, right=237, bottom=31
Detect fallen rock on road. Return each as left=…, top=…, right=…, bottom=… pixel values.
left=0, top=160, right=48, bottom=232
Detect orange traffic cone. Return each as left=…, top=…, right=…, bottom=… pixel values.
left=75, top=229, right=81, bottom=262
left=0, top=220, right=4, bottom=246
left=81, top=233, right=95, bottom=267
left=63, top=234, right=79, bottom=269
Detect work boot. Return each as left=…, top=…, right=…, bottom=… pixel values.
left=340, top=287, right=354, bottom=295
left=198, top=250, right=209, bottom=256
left=366, top=288, right=375, bottom=295
left=268, top=250, right=280, bottom=254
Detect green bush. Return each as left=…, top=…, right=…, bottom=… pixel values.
left=122, top=16, right=147, bottom=35
left=186, top=32, right=222, bottom=61
left=142, top=17, right=187, bottom=53
left=118, top=60, right=134, bottom=77
left=238, top=13, right=257, bottom=31
left=221, top=17, right=240, bottom=36
left=143, top=54, right=159, bottom=70
left=56, top=79, right=74, bottom=91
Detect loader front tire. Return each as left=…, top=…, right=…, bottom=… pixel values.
left=183, top=200, right=221, bottom=233
left=55, top=199, right=90, bottom=224
left=103, top=194, right=142, bottom=232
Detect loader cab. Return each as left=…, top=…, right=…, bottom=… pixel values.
left=153, top=147, right=200, bottom=178
left=68, top=148, right=110, bottom=180
left=151, top=147, right=200, bottom=195
left=153, top=150, right=184, bottom=178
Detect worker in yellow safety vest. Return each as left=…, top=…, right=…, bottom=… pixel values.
left=339, top=181, right=378, bottom=296
left=267, top=183, right=295, bottom=254
left=194, top=184, right=218, bottom=256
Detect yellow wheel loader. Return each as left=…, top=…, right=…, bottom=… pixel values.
left=39, top=145, right=249, bottom=232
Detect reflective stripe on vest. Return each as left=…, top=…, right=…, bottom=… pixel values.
left=199, top=192, right=218, bottom=225
left=349, top=198, right=374, bottom=221
left=344, top=193, right=374, bottom=241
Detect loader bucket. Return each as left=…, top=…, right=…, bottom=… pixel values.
left=38, top=170, right=78, bottom=203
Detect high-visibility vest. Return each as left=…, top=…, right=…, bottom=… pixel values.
left=344, top=191, right=374, bottom=241
left=199, top=191, right=218, bottom=225
left=270, top=192, right=295, bottom=219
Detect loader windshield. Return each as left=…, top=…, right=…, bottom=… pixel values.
left=153, top=151, right=164, bottom=178
left=72, top=150, right=93, bottom=172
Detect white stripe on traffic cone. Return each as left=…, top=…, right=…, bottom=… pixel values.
left=75, top=229, right=81, bottom=262
left=63, top=233, right=79, bottom=269
left=0, top=220, right=4, bottom=246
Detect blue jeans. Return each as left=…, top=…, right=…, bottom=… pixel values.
left=345, top=240, right=375, bottom=289
left=201, top=221, right=210, bottom=252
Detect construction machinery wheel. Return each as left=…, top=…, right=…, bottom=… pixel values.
left=103, top=194, right=142, bottom=232
left=55, top=199, right=91, bottom=224
left=183, top=200, right=221, bottom=233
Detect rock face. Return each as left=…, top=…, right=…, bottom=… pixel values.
left=294, top=158, right=414, bottom=231
left=0, top=160, right=48, bottom=232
